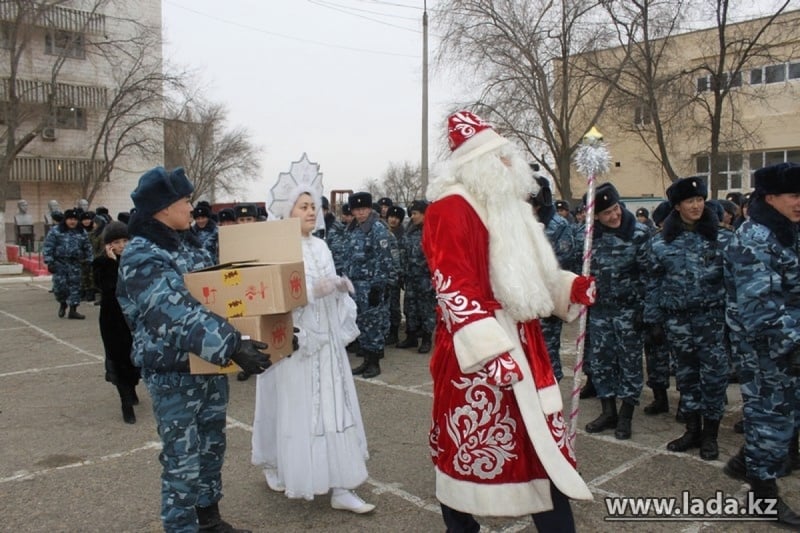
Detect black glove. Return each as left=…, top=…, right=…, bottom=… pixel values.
left=788, top=346, right=800, bottom=377
left=231, top=339, right=271, bottom=375
left=368, top=285, right=384, bottom=307
left=644, top=323, right=666, bottom=346
left=292, top=327, right=300, bottom=352
left=47, top=263, right=58, bottom=274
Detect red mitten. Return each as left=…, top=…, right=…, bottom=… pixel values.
left=484, top=352, right=524, bottom=388
left=570, top=275, right=596, bottom=306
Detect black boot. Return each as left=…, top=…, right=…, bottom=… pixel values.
left=67, top=305, right=85, bottom=319
left=352, top=349, right=371, bottom=375
left=362, top=350, right=382, bottom=379
left=749, top=478, right=800, bottom=528
left=131, top=387, right=140, bottom=406
left=615, top=401, right=635, bottom=440
left=385, top=326, right=399, bottom=346
left=723, top=446, right=748, bottom=482
left=418, top=331, right=432, bottom=354
left=346, top=341, right=360, bottom=354
left=699, top=417, right=720, bottom=460
left=790, top=432, right=800, bottom=471
left=579, top=375, right=597, bottom=399
left=396, top=331, right=419, bottom=349
left=196, top=502, right=251, bottom=533
left=58, top=301, right=67, bottom=318
left=585, top=398, right=618, bottom=433
left=116, top=385, right=136, bottom=424
left=675, top=407, right=687, bottom=423
left=643, top=388, right=668, bottom=415
left=667, top=411, right=702, bottom=452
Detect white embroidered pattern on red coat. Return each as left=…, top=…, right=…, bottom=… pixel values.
left=433, top=269, right=487, bottom=332
left=445, top=376, right=517, bottom=479
left=549, top=411, right=576, bottom=462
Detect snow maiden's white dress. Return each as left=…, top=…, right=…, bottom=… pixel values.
left=251, top=235, right=369, bottom=499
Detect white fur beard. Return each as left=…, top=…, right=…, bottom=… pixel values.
left=433, top=146, right=562, bottom=322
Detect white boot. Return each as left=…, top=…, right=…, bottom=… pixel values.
left=330, top=488, right=375, bottom=514
left=264, top=468, right=285, bottom=492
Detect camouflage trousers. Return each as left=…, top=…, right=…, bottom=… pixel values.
left=388, top=284, right=402, bottom=330
left=644, top=339, right=672, bottom=390
left=403, top=281, right=436, bottom=335
left=353, top=281, right=389, bottom=353
left=144, top=372, right=229, bottom=533
left=665, top=308, right=728, bottom=419
left=52, top=260, right=83, bottom=306
left=541, top=315, right=564, bottom=382
left=589, top=305, right=643, bottom=404
left=740, top=340, right=800, bottom=481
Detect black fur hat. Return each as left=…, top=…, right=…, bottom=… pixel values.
left=117, top=211, right=131, bottom=224
left=80, top=210, right=95, bottom=221
left=584, top=182, right=620, bottom=213
left=64, top=208, right=80, bottom=220
left=218, top=208, right=236, bottom=223
left=234, top=203, right=258, bottom=219
left=103, top=221, right=129, bottom=244
left=193, top=205, right=212, bottom=218
left=377, top=196, right=393, bottom=207
left=409, top=200, right=429, bottom=214
left=667, top=176, right=707, bottom=207
left=555, top=199, right=570, bottom=211
left=635, top=207, right=649, bottom=218
left=652, top=201, right=672, bottom=226
left=387, top=205, right=406, bottom=221
left=754, top=162, right=800, bottom=196
left=341, top=203, right=352, bottom=215
left=349, top=192, right=372, bottom=209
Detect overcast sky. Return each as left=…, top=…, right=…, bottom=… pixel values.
left=161, top=0, right=449, bottom=202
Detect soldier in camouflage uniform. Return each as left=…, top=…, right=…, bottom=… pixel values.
left=723, top=163, right=800, bottom=528
left=345, top=192, right=396, bottom=378
left=529, top=176, right=576, bottom=380
left=397, top=200, right=436, bottom=354
left=385, top=205, right=406, bottom=346
left=583, top=183, right=649, bottom=440
left=644, top=177, right=733, bottom=461
left=79, top=211, right=98, bottom=302
left=325, top=202, right=350, bottom=276
left=191, top=203, right=219, bottom=262
left=117, top=167, right=272, bottom=533
left=42, top=208, right=93, bottom=319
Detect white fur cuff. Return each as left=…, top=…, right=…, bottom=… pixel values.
left=453, top=317, right=515, bottom=373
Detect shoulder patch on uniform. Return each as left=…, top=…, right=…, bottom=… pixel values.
left=380, top=238, right=389, bottom=248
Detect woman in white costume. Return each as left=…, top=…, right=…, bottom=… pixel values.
left=251, top=189, right=375, bottom=514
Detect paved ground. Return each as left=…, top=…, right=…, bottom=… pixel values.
left=1, top=276, right=798, bottom=532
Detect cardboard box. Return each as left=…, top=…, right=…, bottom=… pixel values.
left=184, top=261, right=306, bottom=318
left=189, top=312, right=295, bottom=374
left=184, top=218, right=308, bottom=317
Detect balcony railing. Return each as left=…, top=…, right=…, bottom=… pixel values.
left=9, top=156, right=107, bottom=183
left=0, top=2, right=105, bottom=35
left=0, top=78, right=108, bottom=108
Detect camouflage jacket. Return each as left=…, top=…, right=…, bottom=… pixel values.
left=117, top=216, right=239, bottom=373
left=724, top=198, right=800, bottom=356
left=539, top=205, right=577, bottom=272
left=42, top=222, right=92, bottom=267
left=345, top=211, right=397, bottom=288
left=402, top=222, right=431, bottom=289
left=644, top=207, right=734, bottom=323
left=325, top=219, right=349, bottom=275
left=191, top=219, right=219, bottom=263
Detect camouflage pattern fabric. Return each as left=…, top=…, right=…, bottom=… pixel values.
left=401, top=222, right=436, bottom=336
left=42, top=223, right=93, bottom=306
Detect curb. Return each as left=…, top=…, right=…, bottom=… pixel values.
left=0, top=275, right=52, bottom=285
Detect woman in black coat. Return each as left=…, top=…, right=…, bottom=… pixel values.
left=92, top=221, right=140, bottom=424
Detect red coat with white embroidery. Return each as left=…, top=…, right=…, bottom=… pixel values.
left=422, top=189, right=593, bottom=516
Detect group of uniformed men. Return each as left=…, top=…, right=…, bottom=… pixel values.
left=536, top=163, right=800, bottom=527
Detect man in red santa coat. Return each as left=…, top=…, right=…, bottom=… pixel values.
left=422, top=110, right=596, bottom=532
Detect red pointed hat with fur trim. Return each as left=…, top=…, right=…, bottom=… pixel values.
left=447, top=110, right=509, bottom=166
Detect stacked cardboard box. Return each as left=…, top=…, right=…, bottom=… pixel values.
left=184, top=218, right=307, bottom=374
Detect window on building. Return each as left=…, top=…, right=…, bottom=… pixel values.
left=750, top=68, right=763, bottom=85
left=765, top=64, right=786, bottom=84
left=695, top=152, right=745, bottom=191
left=697, top=76, right=709, bottom=92
left=634, top=105, right=652, bottom=126
left=45, top=30, right=85, bottom=59
left=789, top=62, right=800, bottom=80
left=727, top=71, right=742, bottom=88
left=0, top=23, right=11, bottom=50
left=51, top=107, right=86, bottom=129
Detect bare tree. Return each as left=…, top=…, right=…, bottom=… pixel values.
left=599, top=0, right=695, bottom=183
left=381, top=161, right=425, bottom=206
left=689, top=0, right=794, bottom=196
left=0, top=0, right=110, bottom=260
left=164, top=100, right=261, bottom=202
left=434, top=0, right=625, bottom=201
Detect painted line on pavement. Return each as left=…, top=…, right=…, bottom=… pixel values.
left=0, top=309, right=104, bottom=361
left=0, top=360, right=99, bottom=378
left=0, top=441, right=161, bottom=484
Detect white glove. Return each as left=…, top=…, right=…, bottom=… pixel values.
left=335, top=276, right=355, bottom=294
left=312, top=277, right=337, bottom=299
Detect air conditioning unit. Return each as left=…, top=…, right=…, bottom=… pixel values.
left=41, top=127, right=57, bottom=141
